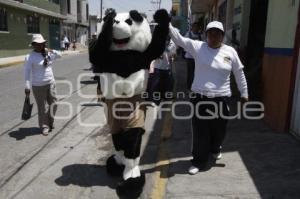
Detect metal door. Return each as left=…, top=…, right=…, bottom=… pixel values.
left=49, top=21, right=60, bottom=50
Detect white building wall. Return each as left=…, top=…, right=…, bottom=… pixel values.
left=80, top=0, right=89, bottom=24
left=90, top=19, right=98, bottom=35
left=66, top=0, right=77, bottom=22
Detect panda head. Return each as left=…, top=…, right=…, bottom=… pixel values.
left=110, top=10, right=152, bottom=52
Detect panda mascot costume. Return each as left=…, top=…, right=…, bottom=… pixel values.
left=89, top=8, right=170, bottom=198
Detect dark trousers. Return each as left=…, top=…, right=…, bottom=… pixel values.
left=147, top=68, right=173, bottom=104
left=186, top=59, right=195, bottom=90
left=190, top=94, right=230, bottom=167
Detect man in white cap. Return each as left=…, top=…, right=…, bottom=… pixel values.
left=169, top=21, right=248, bottom=174
left=24, top=34, right=62, bottom=135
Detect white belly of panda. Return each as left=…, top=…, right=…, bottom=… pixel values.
left=99, top=69, right=149, bottom=99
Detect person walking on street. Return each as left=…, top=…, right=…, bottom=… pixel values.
left=88, top=33, right=98, bottom=71
left=63, top=35, right=70, bottom=50
left=184, top=22, right=202, bottom=91
left=169, top=21, right=248, bottom=174
left=147, top=38, right=177, bottom=104
left=24, top=34, right=62, bottom=135
left=88, top=32, right=103, bottom=102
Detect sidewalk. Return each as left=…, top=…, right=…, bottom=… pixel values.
left=141, top=59, right=300, bottom=199
left=0, top=47, right=87, bottom=68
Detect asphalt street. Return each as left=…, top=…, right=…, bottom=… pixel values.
left=0, top=53, right=156, bottom=199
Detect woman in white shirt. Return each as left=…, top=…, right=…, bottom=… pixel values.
left=169, top=21, right=248, bottom=174
left=24, top=34, right=62, bottom=135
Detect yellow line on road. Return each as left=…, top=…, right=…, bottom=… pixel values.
left=150, top=110, right=172, bottom=199
left=150, top=60, right=178, bottom=199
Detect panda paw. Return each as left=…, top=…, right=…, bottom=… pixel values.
left=103, top=8, right=116, bottom=22
left=154, top=9, right=170, bottom=26
left=116, top=174, right=145, bottom=199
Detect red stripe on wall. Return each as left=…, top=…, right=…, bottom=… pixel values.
left=262, top=54, right=294, bottom=132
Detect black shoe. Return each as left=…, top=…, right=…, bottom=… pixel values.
left=106, top=155, right=125, bottom=177
left=49, top=125, right=54, bottom=132
left=190, top=159, right=208, bottom=171
left=116, top=173, right=145, bottom=199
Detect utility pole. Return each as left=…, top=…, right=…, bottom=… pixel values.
left=158, top=0, right=161, bottom=9
left=100, top=0, right=103, bottom=21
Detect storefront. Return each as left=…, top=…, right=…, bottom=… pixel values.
left=262, top=0, right=299, bottom=132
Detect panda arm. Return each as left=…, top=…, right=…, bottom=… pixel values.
left=142, top=9, right=170, bottom=65
left=89, top=17, right=114, bottom=66
left=143, top=23, right=169, bottom=63
left=88, top=39, right=97, bottom=64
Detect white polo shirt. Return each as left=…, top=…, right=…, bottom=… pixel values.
left=169, top=25, right=248, bottom=98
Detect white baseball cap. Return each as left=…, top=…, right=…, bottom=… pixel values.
left=31, top=34, right=46, bottom=43
left=206, top=21, right=224, bottom=33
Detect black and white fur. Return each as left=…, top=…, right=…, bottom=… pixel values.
left=89, top=9, right=170, bottom=99
left=89, top=9, right=170, bottom=198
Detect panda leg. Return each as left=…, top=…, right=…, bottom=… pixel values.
left=106, top=133, right=125, bottom=177
left=116, top=128, right=145, bottom=199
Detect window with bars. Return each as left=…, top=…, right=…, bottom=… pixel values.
left=27, top=15, right=40, bottom=33
left=0, top=8, right=8, bottom=31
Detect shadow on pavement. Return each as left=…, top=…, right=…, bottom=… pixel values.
left=82, top=68, right=92, bottom=71
left=55, top=164, right=117, bottom=189
left=80, top=80, right=97, bottom=85
left=142, top=159, right=226, bottom=178
left=140, top=59, right=300, bottom=198
left=9, top=127, right=41, bottom=140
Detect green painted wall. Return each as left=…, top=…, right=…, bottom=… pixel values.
left=24, top=0, right=60, bottom=13
left=264, top=0, right=299, bottom=48
left=0, top=6, right=52, bottom=58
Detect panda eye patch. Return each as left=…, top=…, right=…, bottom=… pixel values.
left=125, top=18, right=133, bottom=25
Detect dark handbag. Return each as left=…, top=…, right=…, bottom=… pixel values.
left=21, top=95, right=33, bottom=120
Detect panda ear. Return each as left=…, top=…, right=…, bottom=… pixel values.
left=129, top=10, right=144, bottom=23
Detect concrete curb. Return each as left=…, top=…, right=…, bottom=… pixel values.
left=0, top=49, right=88, bottom=69
left=0, top=61, right=25, bottom=69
